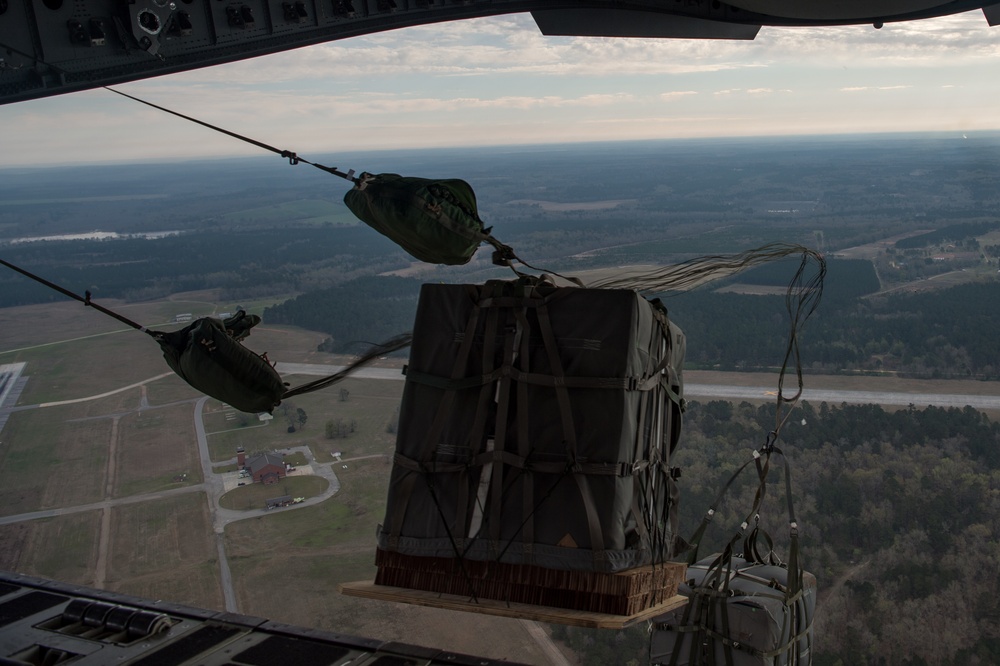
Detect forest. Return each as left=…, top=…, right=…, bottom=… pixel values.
left=553, top=400, right=1000, bottom=666
left=262, top=257, right=1000, bottom=379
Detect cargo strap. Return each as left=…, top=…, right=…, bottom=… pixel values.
left=402, top=365, right=671, bottom=392
left=392, top=450, right=647, bottom=477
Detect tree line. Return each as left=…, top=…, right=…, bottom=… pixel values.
left=552, top=400, right=1000, bottom=665
left=0, top=227, right=405, bottom=308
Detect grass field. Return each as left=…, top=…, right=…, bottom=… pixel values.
left=203, top=377, right=402, bottom=463
left=220, top=199, right=358, bottom=227
left=144, top=375, right=202, bottom=406
left=114, top=404, right=202, bottom=498
left=0, top=511, right=101, bottom=587
left=108, top=494, right=223, bottom=610
left=222, top=457, right=549, bottom=664
left=219, top=475, right=328, bottom=511
left=0, top=405, right=109, bottom=515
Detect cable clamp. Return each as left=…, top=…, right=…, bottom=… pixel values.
left=281, top=150, right=299, bottom=165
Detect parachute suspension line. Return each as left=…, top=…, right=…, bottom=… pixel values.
left=586, top=241, right=822, bottom=293
left=104, top=87, right=361, bottom=185
left=0, top=257, right=156, bottom=337
left=772, top=247, right=826, bottom=443
left=280, top=332, right=412, bottom=400
left=588, top=241, right=826, bottom=444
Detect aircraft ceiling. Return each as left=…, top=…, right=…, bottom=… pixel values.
left=1, top=0, right=998, bottom=105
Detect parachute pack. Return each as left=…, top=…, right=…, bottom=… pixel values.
left=0, top=258, right=411, bottom=413
left=344, top=173, right=489, bottom=266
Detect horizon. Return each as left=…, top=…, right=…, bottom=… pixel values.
left=2, top=128, right=998, bottom=171
left=3, top=10, right=1000, bottom=167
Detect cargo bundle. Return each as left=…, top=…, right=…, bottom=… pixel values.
left=650, top=554, right=816, bottom=665
left=374, top=278, right=688, bottom=614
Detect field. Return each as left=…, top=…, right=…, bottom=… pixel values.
left=0, top=511, right=101, bottom=587
left=107, top=493, right=222, bottom=610
left=219, top=199, right=359, bottom=227
left=113, top=404, right=202, bottom=498
left=204, top=376, right=402, bottom=463
left=0, top=405, right=110, bottom=515
left=223, top=457, right=551, bottom=663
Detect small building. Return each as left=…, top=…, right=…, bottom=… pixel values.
left=247, top=453, right=286, bottom=485
left=266, top=495, right=294, bottom=510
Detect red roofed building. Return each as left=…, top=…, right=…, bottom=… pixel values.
left=247, top=453, right=286, bottom=485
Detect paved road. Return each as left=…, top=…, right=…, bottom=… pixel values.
left=278, top=360, right=1000, bottom=410
left=276, top=362, right=405, bottom=381
left=192, top=397, right=345, bottom=612
left=684, top=383, right=1000, bottom=409
left=0, top=483, right=207, bottom=526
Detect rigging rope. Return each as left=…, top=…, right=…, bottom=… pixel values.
left=104, top=87, right=361, bottom=184
left=591, top=242, right=825, bottom=442
left=0, top=258, right=155, bottom=335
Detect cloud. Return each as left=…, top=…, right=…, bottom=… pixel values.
left=754, top=10, right=1000, bottom=65
left=839, top=85, right=913, bottom=91
left=659, top=91, right=699, bottom=101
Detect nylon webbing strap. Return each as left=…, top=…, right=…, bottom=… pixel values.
left=391, top=450, right=638, bottom=477
left=488, top=300, right=517, bottom=543
left=386, top=291, right=483, bottom=549
left=514, top=307, right=534, bottom=558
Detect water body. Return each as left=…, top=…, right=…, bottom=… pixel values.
left=6, top=230, right=180, bottom=244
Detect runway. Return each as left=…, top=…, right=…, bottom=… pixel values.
left=275, top=362, right=1000, bottom=410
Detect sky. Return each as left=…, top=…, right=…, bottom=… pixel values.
left=3, top=8, right=1000, bottom=166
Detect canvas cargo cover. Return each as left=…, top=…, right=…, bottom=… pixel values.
left=650, top=555, right=816, bottom=666
left=376, top=279, right=686, bottom=573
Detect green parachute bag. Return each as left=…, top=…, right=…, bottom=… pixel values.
left=156, top=312, right=287, bottom=414
left=344, top=173, right=490, bottom=266
left=1, top=259, right=413, bottom=416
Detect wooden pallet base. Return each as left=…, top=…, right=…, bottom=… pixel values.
left=339, top=581, right=687, bottom=629
left=374, top=550, right=686, bottom=616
